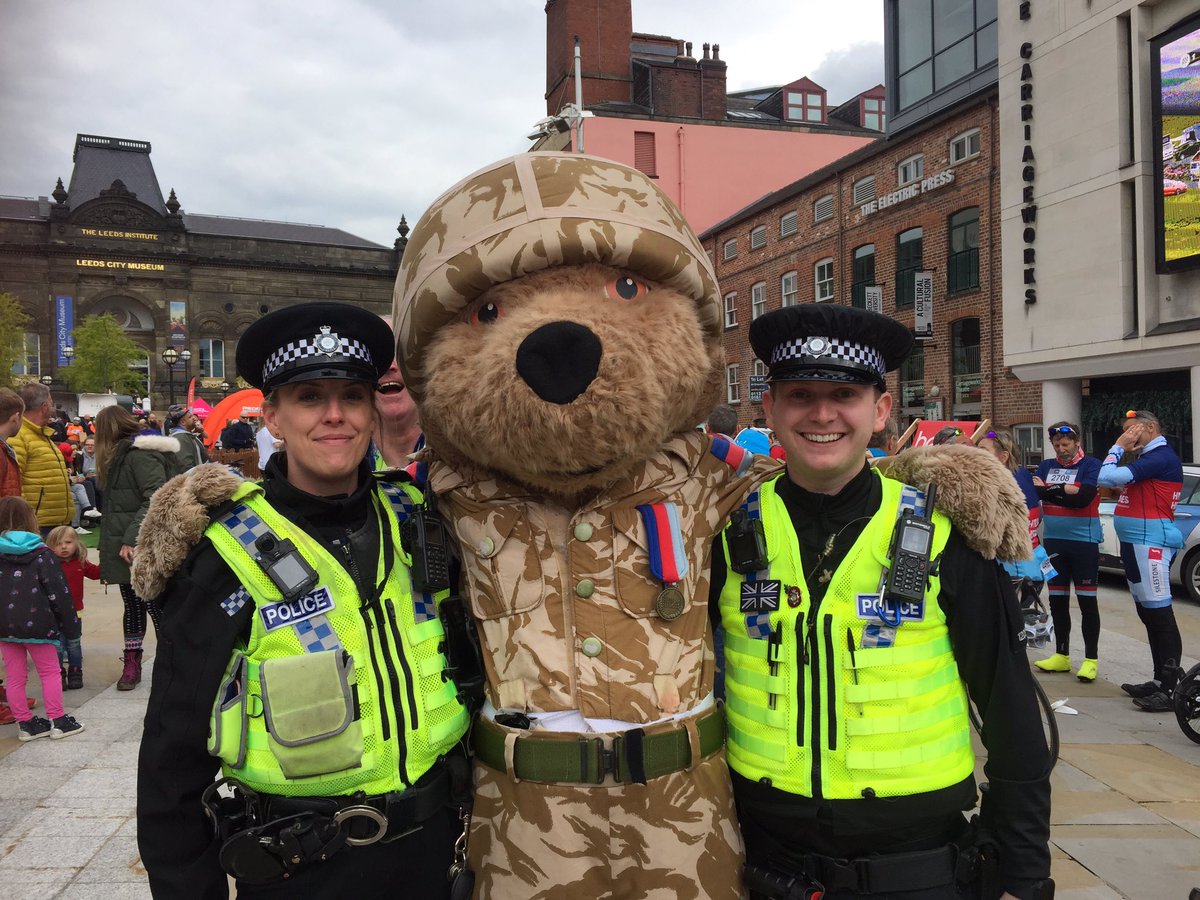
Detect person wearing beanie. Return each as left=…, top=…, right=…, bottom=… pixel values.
left=164, top=404, right=209, bottom=472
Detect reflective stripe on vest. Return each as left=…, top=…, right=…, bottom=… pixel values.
left=206, top=480, right=468, bottom=796
left=719, top=472, right=974, bottom=800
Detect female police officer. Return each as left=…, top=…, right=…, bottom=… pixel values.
left=135, top=303, right=471, bottom=899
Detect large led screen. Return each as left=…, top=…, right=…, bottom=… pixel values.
left=1154, top=12, right=1200, bottom=272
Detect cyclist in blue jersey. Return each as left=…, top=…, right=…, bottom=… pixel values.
left=1033, top=422, right=1102, bottom=682
left=1098, top=410, right=1185, bottom=712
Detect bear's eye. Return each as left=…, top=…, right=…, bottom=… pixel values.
left=470, top=302, right=502, bottom=325
left=606, top=275, right=650, bottom=301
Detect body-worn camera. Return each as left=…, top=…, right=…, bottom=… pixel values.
left=254, top=535, right=319, bottom=600
left=728, top=509, right=769, bottom=575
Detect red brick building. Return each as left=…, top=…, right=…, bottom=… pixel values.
left=701, top=91, right=1045, bottom=456
left=536, top=0, right=879, bottom=233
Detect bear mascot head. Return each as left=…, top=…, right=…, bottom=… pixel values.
left=393, top=151, right=727, bottom=497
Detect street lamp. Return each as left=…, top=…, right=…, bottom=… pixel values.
left=62, top=345, right=74, bottom=365
left=40, top=374, right=52, bottom=386
left=161, top=347, right=179, bottom=407
left=220, top=381, right=231, bottom=397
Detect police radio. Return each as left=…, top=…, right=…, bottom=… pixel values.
left=883, top=482, right=937, bottom=606
left=400, top=495, right=452, bottom=593
left=253, top=535, right=319, bottom=601
left=727, top=508, right=768, bottom=575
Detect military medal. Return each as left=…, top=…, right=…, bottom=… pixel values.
left=655, top=585, right=686, bottom=620
left=636, top=502, right=691, bottom=622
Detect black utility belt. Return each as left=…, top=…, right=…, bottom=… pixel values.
left=746, top=844, right=977, bottom=899
left=203, top=755, right=468, bottom=884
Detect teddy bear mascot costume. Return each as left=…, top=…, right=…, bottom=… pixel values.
left=391, top=151, right=783, bottom=899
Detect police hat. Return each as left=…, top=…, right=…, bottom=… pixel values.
left=749, top=304, right=913, bottom=390
left=236, top=302, right=395, bottom=392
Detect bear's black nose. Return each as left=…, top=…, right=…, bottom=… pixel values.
left=515, top=321, right=601, bottom=404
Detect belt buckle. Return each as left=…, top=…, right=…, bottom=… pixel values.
left=333, top=804, right=388, bottom=846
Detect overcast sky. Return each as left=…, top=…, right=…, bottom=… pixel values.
left=0, top=1, right=883, bottom=247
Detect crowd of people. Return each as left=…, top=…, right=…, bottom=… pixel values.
left=0, top=173, right=1190, bottom=900
left=0, top=308, right=1185, bottom=898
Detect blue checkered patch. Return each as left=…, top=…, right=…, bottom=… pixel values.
left=294, top=615, right=342, bottom=653
left=744, top=612, right=773, bottom=640
left=220, top=586, right=251, bottom=617
left=898, top=485, right=927, bottom=519
left=413, top=591, right=438, bottom=624
left=221, top=504, right=271, bottom=548
left=376, top=482, right=415, bottom=524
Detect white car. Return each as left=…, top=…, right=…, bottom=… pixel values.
left=1097, top=463, right=1200, bottom=603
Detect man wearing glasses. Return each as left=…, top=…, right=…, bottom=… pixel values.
left=1032, top=423, right=1102, bottom=682
left=1098, top=410, right=1186, bottom=712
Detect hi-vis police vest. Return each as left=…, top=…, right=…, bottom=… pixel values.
left=205, top=479, right=469, bottom=796
left=719, top=472, right=975, bottom=800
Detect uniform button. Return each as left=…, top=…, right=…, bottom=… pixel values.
left=573, top=523, right=594, bottom=541
left=581, top=637, right=603, bottom=658
left=575, top=579, right=595, bottom=598
left=476, top=537, right=495, bottom=558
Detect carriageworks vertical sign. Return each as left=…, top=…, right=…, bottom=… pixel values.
left=1019, top=1, right=1038, bottom=304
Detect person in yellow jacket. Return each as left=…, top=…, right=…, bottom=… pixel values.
left=133, top=303, right=473, bottom=899
left=712, top=305, right=1053, bottom=900
left=11, top=383, right=73, bottom=533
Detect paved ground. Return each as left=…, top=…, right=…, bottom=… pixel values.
left=0, top=574, right=1197, bottom=898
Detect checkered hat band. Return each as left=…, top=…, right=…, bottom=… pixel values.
left=262, top=336, right=373, bottom=384
left=769, top=336, right=885, bottom=378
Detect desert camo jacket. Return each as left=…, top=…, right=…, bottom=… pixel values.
left=426, top=431, right=780, bottom=723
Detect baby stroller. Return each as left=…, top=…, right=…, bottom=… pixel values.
left=1015, top=573, right=1054, bottom=650
left=1006, top=550, right=1056, bottom=650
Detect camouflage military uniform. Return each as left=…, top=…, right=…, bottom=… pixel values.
left=394, top=152, right=777, bottom=899
left=428, top=432, right=776, bottom=898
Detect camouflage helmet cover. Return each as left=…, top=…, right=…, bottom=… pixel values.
left=392, top=152, right=721, bottom=401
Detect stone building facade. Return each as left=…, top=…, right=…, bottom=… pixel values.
left=0, top=134, right=400, bottom=411
left=702, top=93, right=1045, bottom=457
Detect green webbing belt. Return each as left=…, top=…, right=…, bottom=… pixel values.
left=472, top=707, right=725, bottom=784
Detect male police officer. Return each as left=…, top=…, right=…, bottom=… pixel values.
left=136, top=303, right=472, bottom=899
left=712, top=304, right=1052, bottom=900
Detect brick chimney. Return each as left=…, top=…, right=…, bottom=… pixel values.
left=698, top=42, right=728, bottom=120
left=544, top=0, right=633, bottom=115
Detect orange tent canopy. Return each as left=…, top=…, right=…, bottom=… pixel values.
left=202, top=389, right=265, bottom=449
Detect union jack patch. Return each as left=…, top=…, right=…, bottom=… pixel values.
left=740, top=579, right=781, bottom=613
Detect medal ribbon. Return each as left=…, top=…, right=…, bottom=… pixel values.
left=637, top=502, right=688, bottom=584
left=709, top=435, right=754, bottom=476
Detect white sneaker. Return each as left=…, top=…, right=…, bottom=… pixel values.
left=82, top=509, right=102, bottom=521
left=74, top=527, right=91, bottom=535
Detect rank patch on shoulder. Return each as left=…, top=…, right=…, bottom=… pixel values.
left=259, top=587, right=334, bottom=632
left=740, top=580, right=781, bottom=613
left=855, top=593, right=924, bottom=622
